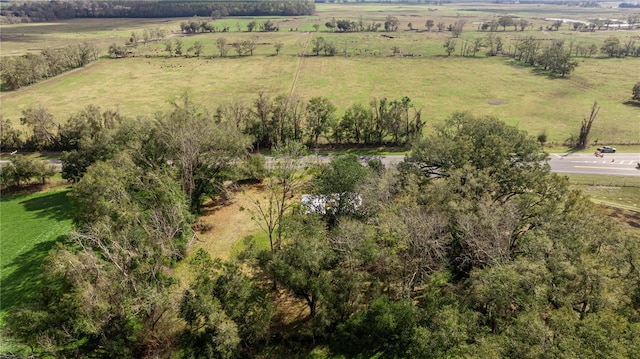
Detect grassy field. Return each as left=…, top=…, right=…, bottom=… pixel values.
left=1, top=3, right=639, bottom=145
left=0, top=187, right=76, bottom=324
left=1, top=36, right=639, bottom=145
left=567, top=173, right=640, bottom=211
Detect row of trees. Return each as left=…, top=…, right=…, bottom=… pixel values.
left=216, top=94, right=424, bottom=149
left=178, top=18, right=280, bottom=34
left=439, top=34, right=640, bottom=76
left=600, top=36, right=640, bottom=57
left=6, top=112, right=639, bottom=358
left=480, top=16, right=532, bottom=32
left=2, top=94, right=422, bottom=155
left=162, top=39, right=207, bottom=58
left=0, top=1, right=314, bottom=22
left=510, top=37, right=578, bottom=76
left=111, top=36, right=275, bottom=59
left=0, top=43, right=99, bottom=90
left=132, top=30, right=637, bottom=62
left=316, top=15, right=639, bottom=35
left=441, top=35, right=578, bottom=76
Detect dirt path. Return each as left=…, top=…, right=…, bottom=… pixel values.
left=288, top=32, right=312, bottom=98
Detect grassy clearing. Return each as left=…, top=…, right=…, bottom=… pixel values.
left=189, top=187, right=264, bottom=260
left=1, top=39, right=638, bottom=145
left=566, top=174, right=640, bottom=211
left=1, top=3, right=639, bottom=144
left=0, top=186, right=76, bottom=323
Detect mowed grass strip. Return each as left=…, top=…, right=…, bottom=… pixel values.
left=566, top=174, right=640, bottom=211
left=0, top=187, right=76, bottom=323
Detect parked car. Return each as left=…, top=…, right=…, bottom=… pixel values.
left=597, top=146, right=616, bottom=153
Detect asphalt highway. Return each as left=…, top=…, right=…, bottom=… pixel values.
left=361, top=153, right=640, bottom=177
left=2, top=154, right=639, bottom=177
left=547, top=153, right=640, bottom=177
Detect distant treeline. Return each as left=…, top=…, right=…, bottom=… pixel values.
left=493, top=0, right=600, bottom=6
left=0, top=43, right=100, bottom=91
left=0, top=1, right=315, bottom=22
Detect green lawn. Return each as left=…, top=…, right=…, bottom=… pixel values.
left=0, top=187, right=76, bottom=324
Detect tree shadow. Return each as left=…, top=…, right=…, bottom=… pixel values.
left=0, top=82, right=13, bottom=92
left=18, top=190, right=77, bottom=222
left=530, top=67, right=571, bottom=80
left=0, top=237, right=62, bottom=312
left=623, top=100, right=640, bottom=108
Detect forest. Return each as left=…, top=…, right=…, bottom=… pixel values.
left=2, top=98, right=639, bottom=358
left=0, top=1, right=315, bottom=23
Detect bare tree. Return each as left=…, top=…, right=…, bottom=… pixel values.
left=219, top=100, right=250, bottom=131
left=387, top=205, right=449, bottom=297
left=576, top=101, right=600, bottom=150
left=455, top=200, right=521, bottom=269
left=452, top=19, right=466, bottom=38
left=249, top=141, right=308, bottom=254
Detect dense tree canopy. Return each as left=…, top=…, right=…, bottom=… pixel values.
left=6, top=153, right=194, bottom=357
left=4, top=108, right=639, bottom=358
left=0, top=1, right=314, bottom=22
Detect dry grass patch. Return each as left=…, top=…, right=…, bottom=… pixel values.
left=190, top=185, right=265, bottom=261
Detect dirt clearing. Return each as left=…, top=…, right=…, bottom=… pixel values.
left=192, top=185, right=265, bottom=260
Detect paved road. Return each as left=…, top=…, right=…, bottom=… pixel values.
left=3, top=154, right=639, bottom=177
left=547, top=153, right=640, bottom=177
left=353, top=153, right=640, bottom=177
left=0, top=159, right=63, bottom=171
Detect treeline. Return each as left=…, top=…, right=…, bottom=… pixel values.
left=0, top=0, right=314, bottom=23
left=0, top=43, right=99, bottom=90
left=441, top=33, right=640, bottom=77
left=507, top=37, right=578, bottom=77
left=4, top=108, right=640, bottom=358
left=1, top=94, right=423, bottom=155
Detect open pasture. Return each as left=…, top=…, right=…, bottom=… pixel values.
left=1, top=2, right=639, bottom=145
left=0, top=18, right=183, bottom=56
